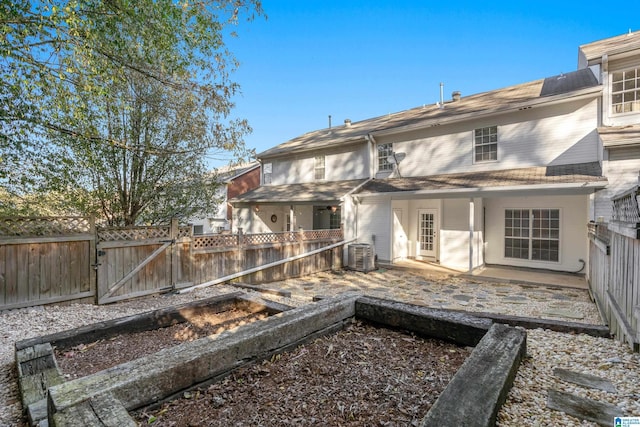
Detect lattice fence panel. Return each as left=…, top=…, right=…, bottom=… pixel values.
left=0, top=217, right=92, bottom=236
left=192, top=234, right=238, bottom=250
left=242, top=232, right=298, bottom=246
left=97, top=226, right=170, bottom=242
left=612, top=187, right=640, bottom=223
left=178, top=226, right=192, bottom=239
left=302, top=229, right=343, bottom=241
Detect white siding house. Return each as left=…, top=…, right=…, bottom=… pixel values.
left=233, top=31, right=640, bottom=274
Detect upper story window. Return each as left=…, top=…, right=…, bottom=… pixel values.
left=314, top=156, right=325, bottom=180
left=474, top=126, right=498, bottom=162
left=377, top=143, right=394, bottom=172
left=263, top=163, right=272, bottom=184
left=612, top=67, right=640, bottom=114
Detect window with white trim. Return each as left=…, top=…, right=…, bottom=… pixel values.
left=505, top=209, right=559, bottom=262
left=474, top=126, right=498, bottom=162
left=329, top=209, right=341, bottom=229
left=314, top=156, right=325, bottom=180
left=612, top=67, right=640, bottom=114
left=263, top=162, right=272, bottom=184
left=377, top=143, right=393, bottom=172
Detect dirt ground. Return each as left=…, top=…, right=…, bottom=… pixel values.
left=131, top=320, right=470, bottom=426
left=55, top=308, right=269, bottom=378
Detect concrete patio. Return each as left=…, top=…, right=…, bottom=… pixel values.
left=389, top=259, right=588, bottom=289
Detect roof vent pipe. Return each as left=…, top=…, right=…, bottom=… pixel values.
left=439, top=82, right=444, bottom=109
left=328, top=115, right=332, bottom=129
left=344, top=119, right=352, bottom=127
left=452, top=91, right=461, bottom=101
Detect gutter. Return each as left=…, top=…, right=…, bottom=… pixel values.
left=356, top=181, right=609, bottom=200
left=341, top=177, right=373, bottom=201
left=371, top=86, right=603, bottom=138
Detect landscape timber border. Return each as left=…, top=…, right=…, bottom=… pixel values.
left=17, top=293, right=527, bottom=427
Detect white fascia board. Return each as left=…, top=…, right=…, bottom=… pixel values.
left=371, top=87, right=603, bottom=138
left=356, top=181, right=608, bottom=200
left=257, top=136, right=367, bottom=160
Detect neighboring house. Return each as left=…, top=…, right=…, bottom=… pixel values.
left=232, top=31, right=640, bottom=273
left=189, top=162, right=260, bottom=234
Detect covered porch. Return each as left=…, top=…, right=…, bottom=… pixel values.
left=354, top=163, right=608, bottom=274
left=229, top=179, right=366, bottom=238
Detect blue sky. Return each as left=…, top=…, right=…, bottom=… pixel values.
left=220, top=1, right=639, bottom=167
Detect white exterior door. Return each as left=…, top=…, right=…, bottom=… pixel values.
left=418, top=209, right=438, bottom=258
left=392, top=208, right=408, bottom=260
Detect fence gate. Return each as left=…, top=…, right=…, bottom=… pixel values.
left=96, top=225, right=177, bottom=304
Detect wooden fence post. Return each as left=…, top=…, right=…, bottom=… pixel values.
left=89, top=216, right=98, bottom=304
left=170, top=218, right=179, bottom=289
left=237, top=228, right=245, bottom=273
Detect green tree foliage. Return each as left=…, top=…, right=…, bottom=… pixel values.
left=1, top=0, right=262, bottom=224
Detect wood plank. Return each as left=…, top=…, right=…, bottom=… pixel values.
left=49, top=242, right=60, bottom=298
left=16, top=292, right=243, bottom=350
left=16, top=244, right=29, bottom=303
left=51, top=392, right=137, bottom=427
left=27, top=243, right=40, bottom=302
left=0, top=234, right=95, bottom=245
left=0, top=291, right=94, bottom=311
left=547, top=389, right=625, bottom=427
left=47, top=294, right=359, bottom=414
left=356, top=296, right=492, bottom=347
left=421, top=324, right=527, bottom=427
left=0, top=244, right=6, bottom=305
left=553, top=368, right=617, bottom=393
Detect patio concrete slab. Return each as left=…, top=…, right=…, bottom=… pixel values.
left=251, top=265, right=602, bottom=326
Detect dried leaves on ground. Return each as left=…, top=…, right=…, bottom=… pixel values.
left=56, top=309, right=268, bottom=378
left=133, top=320, right=470, bottom=426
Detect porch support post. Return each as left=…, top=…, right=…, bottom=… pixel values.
left=469, top=198, right=475, bottom=273
left=290, top=205, right=296, bottom=231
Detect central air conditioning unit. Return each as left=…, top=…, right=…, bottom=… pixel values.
left=347, top=243, right=375, bottom=273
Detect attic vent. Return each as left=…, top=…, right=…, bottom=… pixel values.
left=344, top=119, right=352, bottom=127
left=452, top=91, right=461, bottom=101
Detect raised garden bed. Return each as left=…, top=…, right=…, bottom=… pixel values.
left=15, top=292, right=288, bottom=427
left=132, top=320, right=470, bottom=426
left=56, top=308, right=270, bottom=379
left=16, top=293, right=527, bottom=427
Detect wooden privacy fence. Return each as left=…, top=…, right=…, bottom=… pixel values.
left=0, top=217, right=96, bottom=310
left=587, top=185, right=640, bottom=352
left=0, top=217, right=344, bottom=309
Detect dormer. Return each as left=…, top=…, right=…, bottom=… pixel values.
left=579, top=30, right=640, bottom=126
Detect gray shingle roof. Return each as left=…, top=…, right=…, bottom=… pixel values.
left=357, top=162, right=606, bottom=195
left=540, top=69, right=598, bottom=96
left=231, top=179, right=368, bottom=204
left=258, top=72, right=601, bottom=159
left=579, top=30, right=640, bottom=63
left=598, top=125, right=640, bottom=148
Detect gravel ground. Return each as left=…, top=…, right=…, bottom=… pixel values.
left=1, top=270, right=639, bottom=426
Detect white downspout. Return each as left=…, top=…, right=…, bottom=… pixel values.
left=469, top=198, right=475, bottom=273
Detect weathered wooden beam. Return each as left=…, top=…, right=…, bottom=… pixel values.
left=355, top=296, right=493, bottom=346
left=47, top=294, right=360, bottom=416
left=547, top=389, right=625, bottom=426
left=421, top=323, right=527, bottom=427
left=49, top=392, right=136, bottom=427
left=448, top=309, right=611, bottom=338
left=553, top=368, right=616, bottom=393
left=607, top=290, right=639, bottom=352
left=15, top=292, right=243, bottom=351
